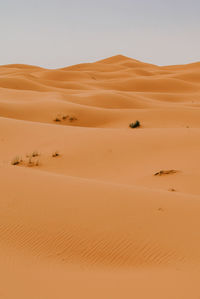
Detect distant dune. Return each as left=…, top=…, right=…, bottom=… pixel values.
left=0, top=55, right=200, bottom=299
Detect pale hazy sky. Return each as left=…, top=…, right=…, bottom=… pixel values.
left=0, top=0, right=199, bottom=68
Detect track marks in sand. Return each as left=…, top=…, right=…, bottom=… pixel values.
left=1, top=167, right=198, bottom=269
left=0, top=223, right=181, bottom=268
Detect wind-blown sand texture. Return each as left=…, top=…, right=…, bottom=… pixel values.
left=0, top=55, right=200, bottom=298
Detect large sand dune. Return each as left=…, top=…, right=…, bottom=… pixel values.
left=0, top=55, right=200, bottom=298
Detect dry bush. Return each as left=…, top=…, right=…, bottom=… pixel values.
left=154, top=170, right=178, bottom=176
left=129, top=120, right=140, bottom=129
left=11, top=156, right=21, bottom=166
left=52, top=151, right=60, bottom=158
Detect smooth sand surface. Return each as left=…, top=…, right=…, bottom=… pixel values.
left=0, top=55, right=200, bottom=298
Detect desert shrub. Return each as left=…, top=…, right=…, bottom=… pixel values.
left=28, top=156, right=33, bottom=166
left=52, top=151, right=60, bottom=157
left=11, top=156, right=21, bottom=166
left=54, top=117, right=61, bottom=122
left=154, top=170, right=178, bottom=176
left=11, top=152, right=40, bottom=167
left=129, top=120, right=140, bottom=128
left=54, top=114, right=77, bottom=123
left=35, top=159, right=40, bottom=166
left=32, top=150, right=39, bottom=157
left=69, top=116, right=77, bottom=122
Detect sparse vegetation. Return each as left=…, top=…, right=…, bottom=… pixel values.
left=129, top=120, right=140, bottom=129
left=11, top=149, right=61, bottom=167
left=54, top=113, right=77, bottom=123
left=11, top=151, right=40, bottom=167
left=11, top=156, right=21, bottom=166
left=54, top=117, right=61, bottom=122
left=169, top=188, right=176, bottom=192
left=52, top=151, right=60, bottom=157
left=69, top=116, right=77, bottom=122
left=27, top=156, right=40, bottom=167
left=154, top=170, right=178, bottom=176
left=35, top=159, right=40, bottom=166
left=32, top=150, right=39, bottom=157
left=28, top=156, right=33, bottom=166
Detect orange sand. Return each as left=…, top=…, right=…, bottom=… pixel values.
left=0, top=55, right=200, bottom=298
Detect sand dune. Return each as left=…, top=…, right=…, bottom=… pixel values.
left=0, top=55, right=200, bottom=298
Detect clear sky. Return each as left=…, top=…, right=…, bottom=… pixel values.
left=0, top=0, right=199, bottom=68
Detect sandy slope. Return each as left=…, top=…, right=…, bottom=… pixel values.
left=0, top=55, right=200, bottom=298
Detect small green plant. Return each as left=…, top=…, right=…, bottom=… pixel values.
left=129, top=120, right=140, bottom=129
left=11, top=156, right=21, bottom=166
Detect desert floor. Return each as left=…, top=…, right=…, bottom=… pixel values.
left=0, top=55, right=200, bottom=298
